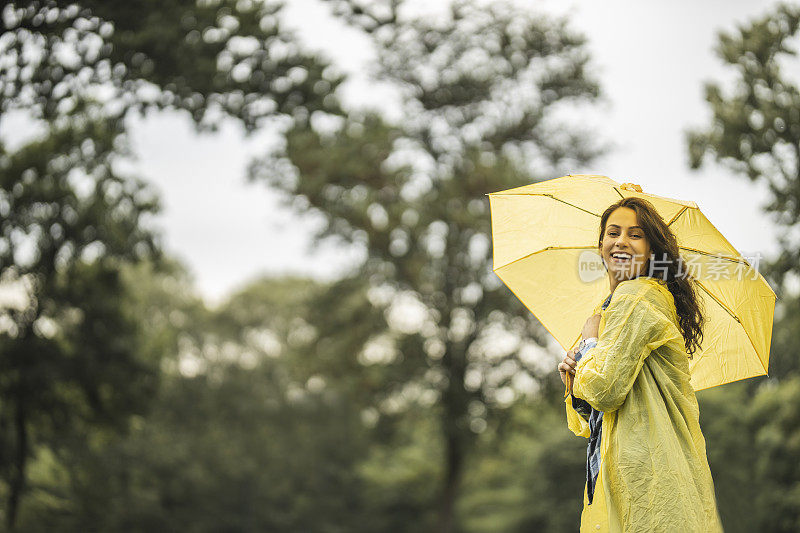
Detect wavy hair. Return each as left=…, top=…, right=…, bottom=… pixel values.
left=598, top=196, right=705, bottom=356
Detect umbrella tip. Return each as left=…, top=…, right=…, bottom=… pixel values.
left=620, top=183, right=643, bottom=193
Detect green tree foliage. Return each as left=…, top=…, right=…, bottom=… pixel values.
left=251, top=0, right=607, bottom=529
left=697, top=378, right=800, bottom=533
left=38, top=365, right=372, bottom=532
left=18, top=269, right=585, bottom=532
left=458, top=395, right=585, bottom=533
left=0, top=0, right=345, bottom=526
left=15, top=273, right=377, bottom=532
left=13, top=268, right=594, bottom=532
left=2, top=0, right=341, bottom=130
left=0, top=115, right=162, bottom=528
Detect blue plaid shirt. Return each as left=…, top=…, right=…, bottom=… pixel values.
left=571, top=292, right=613, bottom=505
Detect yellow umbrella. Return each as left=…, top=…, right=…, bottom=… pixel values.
left=486, top=174, right=777, bottom=390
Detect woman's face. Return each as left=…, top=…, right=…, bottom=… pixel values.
left=600, top=207, right=652, bottom=283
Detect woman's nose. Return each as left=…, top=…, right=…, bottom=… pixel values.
left=613, top=236, right=631, bottom=249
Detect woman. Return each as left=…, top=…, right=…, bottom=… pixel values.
left=557, top=196, right=724, bottom=532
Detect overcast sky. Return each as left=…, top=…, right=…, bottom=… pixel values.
left=53, top=0, right=793, bottom=305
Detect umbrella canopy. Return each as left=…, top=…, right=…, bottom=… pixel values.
left=487, top=174, right=777, bottom=390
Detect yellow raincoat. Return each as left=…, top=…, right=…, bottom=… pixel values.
left=565, top=276, right=723, bottom=532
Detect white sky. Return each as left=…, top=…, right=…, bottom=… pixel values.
left=4, top=0, right=791, bottom=306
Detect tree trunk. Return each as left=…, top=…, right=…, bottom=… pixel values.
left=437, top=426, right=465, bottom=533
left=437, top=341, right=469, bottom=533
left=6, top=399, right=27, bottom=531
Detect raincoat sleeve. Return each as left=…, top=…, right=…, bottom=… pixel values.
left=565, top=393, right=591, bottom=437
left=572, top=283, right=677, bottom=413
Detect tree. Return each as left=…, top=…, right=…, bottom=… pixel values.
left=18, top=273, right=381, bottom=532
left=250, top=1, right=607, bottom=529
left=2, top=0, right=341, bottom=130
left=0, top=0, right=343, bottom=525
left=686, top=1, right=800, bottom=297
left=0, top=113, right=165, bottom=528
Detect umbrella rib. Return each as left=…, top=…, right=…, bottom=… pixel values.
left=494, top=246, right=600, bottom=271
left=539, top=194, right=601, bottom=217
left=694, top=280, right=740, bottom=322
left=695, top=280, right=769, bottom=376
left=666, top=206, right=688, bottom=227
left=491, top=193, right=602, bottom=217
left=679, top=247, right=748, bottom=264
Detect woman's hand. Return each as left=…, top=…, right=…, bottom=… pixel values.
left=582, top=313, right=601, bottom=340
left=558, top=349, right=578, bottom=388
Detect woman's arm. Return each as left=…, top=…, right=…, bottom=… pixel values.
left=563, top=338, right=598, bottom=436
left=570, top=338, right=598, bottom=419
left=572, top=285, right=681, bottom=412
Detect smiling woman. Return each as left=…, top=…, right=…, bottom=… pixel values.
left=558, top=196, right=722, bottom=533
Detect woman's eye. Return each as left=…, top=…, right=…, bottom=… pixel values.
left=608, top=232, right=642, bottom=238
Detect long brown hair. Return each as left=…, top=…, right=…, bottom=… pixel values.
left=598, top=197, right=705, bottom=356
